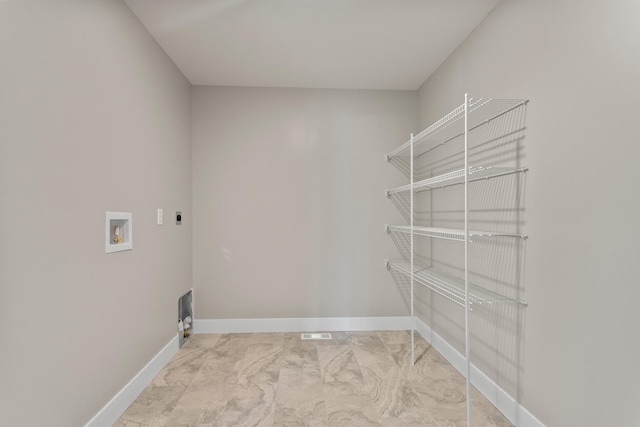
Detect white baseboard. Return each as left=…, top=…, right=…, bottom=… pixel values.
left=414, top=318, right=544, bottom=427
left=84, top=335, right=179, bottom=427
left=194, top=316, right=412, bottom=334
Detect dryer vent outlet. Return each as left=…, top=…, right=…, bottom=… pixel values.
left=178, top=290, right=193, bottom=348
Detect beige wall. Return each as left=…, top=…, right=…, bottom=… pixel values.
left=416, top=1, right=640, bottom=426
left=3, top=1, right=637, bottom=425
left=192, top=86, right=415, bottom=319
left=0, top=1, right=192, bottom=425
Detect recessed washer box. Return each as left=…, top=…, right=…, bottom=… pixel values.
left=105, top=212, right=132, bottom=253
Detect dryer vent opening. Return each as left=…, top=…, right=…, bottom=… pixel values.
left=178, top=290, right=193, bottom=348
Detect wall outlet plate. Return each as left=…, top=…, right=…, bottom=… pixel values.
left=176, top=211, right=182, bottom=225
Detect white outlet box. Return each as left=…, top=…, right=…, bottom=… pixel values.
left=105, top=212, right=133, bottom=253
left=157, top=208, right=163, bottom=226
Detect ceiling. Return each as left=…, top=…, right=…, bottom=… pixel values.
left=124, top=0, right=500, bottom=90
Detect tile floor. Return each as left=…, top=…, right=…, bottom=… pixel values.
left=115, top=331, right=512, bottom=427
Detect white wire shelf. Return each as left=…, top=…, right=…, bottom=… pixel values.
left=386, top=98, right=528, bottom=161
left=386, top=166, right=527, bottom=196
left=386, top=225, right=527, bottom=241
left=385, top=259, right=526, bottom=307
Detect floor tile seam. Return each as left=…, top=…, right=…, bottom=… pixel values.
left=179, top=352, right=214, bottom=392
left=350, top=342, right=402, bottom=365
left=273, top=367, right=330, bottom=425
left=378, top=411, right=441, bottom=426
left=318, top=344, right=365, bottom=385
left=360, top=354, right=450, bottom=426
left=366, top=366, right=433, bottom=422
left=139, top=384, right=190, bottom=426
left=215, top=379, right=280, bottom=424
left=376, top=329, right=411, bottom=345
left=191, top=348, right=246, bottom=388
left=375, top=331, right=416, bottom=361
left=191, top=337, right=223, bottom=352
left=235, top=338, right=285, bottom=383
left=349, top=341, right=393, bottom=383
left=161, top=348, right=207, bottom=373
left=207, top=341, right=249, bottom=355
left=321, top=380, right=380, bottom=427
left=238, top=346, right=284, bottom=375
left=277, top=359, right=321, bottom=371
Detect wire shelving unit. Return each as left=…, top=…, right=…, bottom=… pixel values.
left=384, top=94, right=529, bottom=427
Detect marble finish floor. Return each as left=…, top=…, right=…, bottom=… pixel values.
left=115, top=331, right=512, bottom=427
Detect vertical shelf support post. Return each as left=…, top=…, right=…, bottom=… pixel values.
left=410, top=132, right=415, bottom=366
left=464, top=93, right=472, bottom=426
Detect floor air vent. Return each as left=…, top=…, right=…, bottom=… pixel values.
left=301, top=333, right=332, bottom=340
